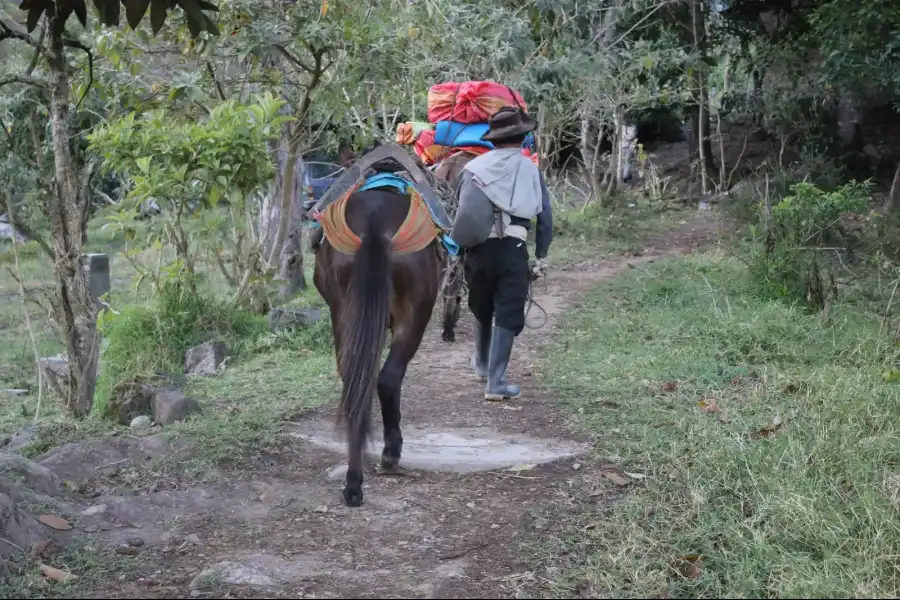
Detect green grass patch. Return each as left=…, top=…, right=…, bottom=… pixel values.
left=531, top=250, right=900, bottom=599
left=0, top=543, right=145, bottom=599
left=94, top=279, right=268, bottom=414
left=165, top=341, right=338, bottom=478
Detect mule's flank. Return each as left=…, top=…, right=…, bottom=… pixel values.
left=337, top=216, right=392, bottom=445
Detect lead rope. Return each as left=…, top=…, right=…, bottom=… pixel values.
left=524, top=271, right=548, bottom=330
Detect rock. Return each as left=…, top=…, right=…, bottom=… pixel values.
left=105, top=380, right=155, bottom=425
left=38, top=436, right=173, bottom=481
left=185, top=534, right=201, bottom=545
left=0, top=493, right=47, bottom=559
left=267, top=307, right=325, bottom=331
left=0, top=453, right=62, bottom=496
left=116, top=544, right=140, bottom=556
left=184, top=341, right=227, bottom=376
left=39, top=356, right=70, bottom=400
left=5, top=425, right=39, bottom=453
left=81, top=504, right=107, bottom=516
left=152, top=390, right=201, bottom=425
left=191, top=561, right=277, bottom=588
left=130, top=416, right=152, bottom=429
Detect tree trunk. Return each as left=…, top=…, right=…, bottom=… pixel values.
left=604, top=105, right=623, bottom=198
left=46, top=12, right=98, bottom=418
left=579, top=107, right=602, bottom=200
left=691, top=0, right=714, bottom=193
left=259, top=124, right=306, bottom=299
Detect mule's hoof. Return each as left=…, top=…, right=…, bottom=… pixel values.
left=442, top=330, right=456, bottom=343
left=381, top=450, right=400, bottom=472
left=342, top=486, right=364, bottom=507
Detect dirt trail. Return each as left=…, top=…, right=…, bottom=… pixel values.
left=35, top=217, right=718, bottom=599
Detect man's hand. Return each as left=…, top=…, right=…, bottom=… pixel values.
left=530, top=258, right=548, bottom=281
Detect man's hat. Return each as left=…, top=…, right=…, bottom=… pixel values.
left=480, top=106, right=537, bottom=143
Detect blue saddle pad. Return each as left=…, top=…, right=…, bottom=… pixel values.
left=359, top=173, right=410, bottom=195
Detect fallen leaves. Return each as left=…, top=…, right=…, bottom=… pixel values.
left=40, top=564, right=75, bottom=582
left=673, top=553, right=705, bottom=580
left=698, top=397, right=719, bottom=413
left=603, top=471, right=631, bottom=487
left=37, top=515, right=72, bottom=531
left=30, top=539, right=53, bottom=558
left=600, top=467, right=645, bottom=488
left=751, top=414, right=784, bottom=439
left=698, top=397, right=731, bottom=423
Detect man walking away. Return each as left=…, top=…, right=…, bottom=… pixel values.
left=454, top=107, right=553, bottom=401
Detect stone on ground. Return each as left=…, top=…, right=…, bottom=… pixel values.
left=191, top=561, right=277, bottom=588
left=267, top=307, right=325, bottom=331
left=105, top=380, right=155, bottom=425
left=184, top=341, right=227, bottom=376
left=0, top=453, right=62, bottom=496
left=130, top=415, right=152, bottom=429
left=4, top=425, right=39, bottom=453
left=0, top=492, right=49, bottom=559
left=153, top=390, right=201, bottom=425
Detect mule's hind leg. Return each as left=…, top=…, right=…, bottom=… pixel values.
left=441, top=293, right=461, bottom=342
left=378, top=300, right=434, bottom=470
left=441, top=259, right=463, bottom=343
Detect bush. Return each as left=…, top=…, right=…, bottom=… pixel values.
left=554, top=201, right=640, bottom=241
left=94, top=279, right=266, bottom=413
left=750, top=180, right=874, bottom=310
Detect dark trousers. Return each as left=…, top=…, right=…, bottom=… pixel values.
left=463, top=237, right=529, bottom=335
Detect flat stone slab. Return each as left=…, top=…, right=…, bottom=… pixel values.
left=289, top=423, right=587, bottom=473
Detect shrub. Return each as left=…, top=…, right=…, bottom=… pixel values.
left=750, top=180, right=873, bottom=310
left=94, top=279, right=266, bottom=413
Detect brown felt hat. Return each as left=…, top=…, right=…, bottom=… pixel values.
left=480, top=106, right=537, bottom=143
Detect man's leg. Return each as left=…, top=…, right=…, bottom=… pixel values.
left=464, top=244, right=495, bottom=380
left=485, top=238, right=529, bottom=400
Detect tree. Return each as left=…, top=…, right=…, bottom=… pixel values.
left=0, top=0, right=220, bottom=417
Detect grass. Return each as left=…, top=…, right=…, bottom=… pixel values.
left=0, top=543, right=145, bottom=599
left=529, top=249, right=900, bottom=598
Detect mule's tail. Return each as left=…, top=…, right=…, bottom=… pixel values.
left=337, top=217, right=392, bottom=446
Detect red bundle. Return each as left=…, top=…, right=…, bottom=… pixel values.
left=413, top=130, right=450, bottom=166
left=427, top=81, right=527, bottom=124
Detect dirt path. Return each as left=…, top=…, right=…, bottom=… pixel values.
left=27, top=216, right=719, bottom=599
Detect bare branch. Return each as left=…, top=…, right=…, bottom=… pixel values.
left=0, top=73, right=50, bottom=89
left=25, top=23, right=47, bottom=75
left=273, top=44, right=315, bottom=73
left=0, top=19, right=48, bottom=56
left=62, top=37, right=93, bottom=111
left=0, top=193, right=53, bottom=258
left=205, top=62, right=227, bottom=101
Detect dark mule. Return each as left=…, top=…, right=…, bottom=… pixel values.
left=313, top=187, right=442, bottom=506
left=434, top=151, right=480, bottom=343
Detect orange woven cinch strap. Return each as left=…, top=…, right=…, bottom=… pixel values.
left=319, top=184, right=438, bottom=256
left=319, top=182, right=363, bottom=254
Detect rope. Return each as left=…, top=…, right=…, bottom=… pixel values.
left=524, top=273, right=548, bottom=330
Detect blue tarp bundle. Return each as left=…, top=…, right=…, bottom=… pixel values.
left=433, top=121, right=494, bottom=149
